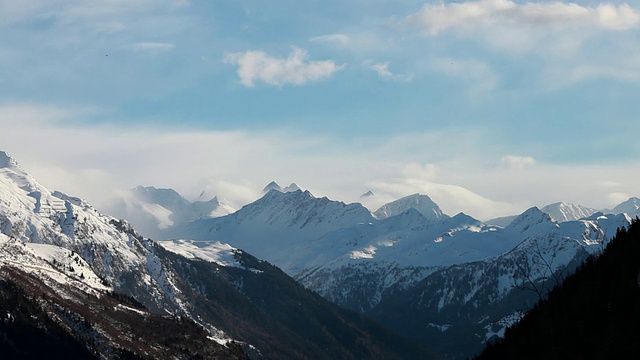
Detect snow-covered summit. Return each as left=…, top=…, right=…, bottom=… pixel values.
left=235, top=189, right=373, bottom=228
left=373, top=193, right=448, bottom=223
left=540, top=202, right=598, bottom=222
left=506, top=207, right=555, bottom=233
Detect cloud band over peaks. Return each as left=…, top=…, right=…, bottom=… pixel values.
left=407, top=0, right=640, bottom=35
left=225, top=47, right=345, bottom=87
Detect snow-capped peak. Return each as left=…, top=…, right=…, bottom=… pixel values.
left=540, top=202, right=598, bottom=223
left=0, top=150, right=43, bottom=192
left=506, top=206, right=555, bottom=233
left=373, top=193, right=448, bottom=223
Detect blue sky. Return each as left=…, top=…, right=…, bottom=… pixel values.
left=1, top=0, right=640, bottom=219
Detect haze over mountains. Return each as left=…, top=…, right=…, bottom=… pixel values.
left=1, top=150, right=638, bottom=359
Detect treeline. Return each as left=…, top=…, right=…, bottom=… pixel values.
left=476, top=219, right=640, bottom=359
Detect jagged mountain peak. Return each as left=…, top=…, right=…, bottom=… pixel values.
left=373, top=193, right=447, bottom=223
left=540, top=201, right=598, bottom=222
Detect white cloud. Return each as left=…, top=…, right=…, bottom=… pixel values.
left=405, top=1, right=640, bottom=86
left=407, top=0, right=640, bottom=35
left=310, top=33, right=350, bottom=46
left=224, top=47, right=345, bottom=87
left=367, top=61, right=414, bottom=82
left=1, top=102, right=640, bottom=221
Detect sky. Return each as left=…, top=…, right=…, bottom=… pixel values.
left=1, top=0, right=640, bottom=220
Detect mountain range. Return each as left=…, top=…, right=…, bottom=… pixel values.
left=2, top=149, right=638, bottom=359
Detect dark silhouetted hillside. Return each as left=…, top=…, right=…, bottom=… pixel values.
left=477, top=219, right=640, bottom=359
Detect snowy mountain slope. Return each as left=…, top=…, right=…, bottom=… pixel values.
left=539, top=202, right=598, bottom=222
left=0, top=233, right=109, bottom=295
left=168, top=190, right=571, bottom=313
left=166, top=189, right=378, bottom=273
left=159, top=240, right=243, bottom=268
left=373, top=193, right=448, bottom=223
left=0, top=151, right=196, bottom=315
left=107, top=185, right=235, bottom=239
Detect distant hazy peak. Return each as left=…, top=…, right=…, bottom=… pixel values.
left=611, top=197, right=640, bottom=214
left=262, top=181, right=282, bottom=193
left=360, top=190, right=375, bottom=198
left=283, top=183, right=301, bottom=192
left=261, top=181, right=302, bottom=194
left=374, top=193, right=447, bottom=223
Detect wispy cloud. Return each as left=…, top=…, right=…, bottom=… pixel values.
left=224, top=47, right=345, bottom=87
left=367, top=61, right=413, bottom=82
left=130, top=42, right=176, bottom=53
left=310, top=33, right=350, bottom=46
